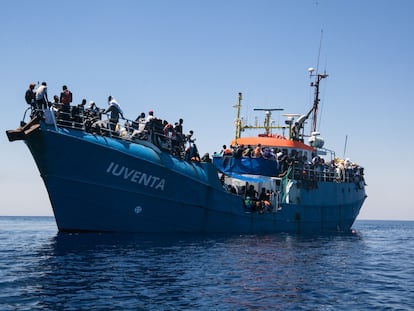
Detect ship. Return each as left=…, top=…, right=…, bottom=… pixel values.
left=6, top=70, right=366, bottom=233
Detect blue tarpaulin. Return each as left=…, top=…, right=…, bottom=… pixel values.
left=212, top=156, right=280, bottom=177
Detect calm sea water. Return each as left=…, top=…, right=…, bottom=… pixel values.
left=0, top=217, right=413, bottom=311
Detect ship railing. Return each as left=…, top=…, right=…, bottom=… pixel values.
left=20, top=107, right=33, bottom=127
left=37, top=106, right=186, bottom=156
left=289, top=165, right=362, bottom=184
left=43, top=107, right=131, bottom=138
left=279, top=164, right=363, bottom=205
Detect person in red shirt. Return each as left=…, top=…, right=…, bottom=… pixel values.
left=59, top=85, right=73, bottom=126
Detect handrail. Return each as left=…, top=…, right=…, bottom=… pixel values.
left=32, top=105, right=191, bottom=159
left=290, top=165, right=363, bottom=184
left=21, top=107, right=32, bottom=127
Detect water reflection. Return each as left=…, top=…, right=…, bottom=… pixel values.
left=28, top=232, right=364, bottom=310
left=2, top=219, right=412, bottom=310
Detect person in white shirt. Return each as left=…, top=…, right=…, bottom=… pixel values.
left=146, top=110, right=155, bottom=122
left=35, top=82, right=49, bottom=110
left=104, top=96, right=124, bottom=132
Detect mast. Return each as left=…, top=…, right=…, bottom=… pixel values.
left=234, top=92, right=243, bottom=140
left=309, top=68, right=328, bottom=134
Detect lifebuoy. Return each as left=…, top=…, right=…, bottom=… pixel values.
left=163, top=123, right=176, bottom=137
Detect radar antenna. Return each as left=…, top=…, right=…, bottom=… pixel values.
left=253, top=108, right=284, bottom=136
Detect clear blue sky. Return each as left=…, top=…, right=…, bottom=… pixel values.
left=1, top=0, right=413, bottom=220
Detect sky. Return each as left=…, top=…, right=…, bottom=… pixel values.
left=1, top=0, right=414, bottom=220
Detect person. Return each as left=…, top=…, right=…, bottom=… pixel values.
left=253, top=144, right=262, bottom=157
left=186, top=130, right=195, bottom=143
left=107, top=95, right=123, bottom=114
left=50, top=95, right=59, bottom=108
left=244, top=196, right=253, bottom=211
left=221, top=144, right=233, bottom=166
left=173, top=118, right=184, bottom=152
left=246, top=185, right=258, bottom=200
left=238, top=185, right=246, bottom=196
left=72, top=99, right=87, bottom=128
left=233, top=144, right=244, bottom=159
left=291, top=122, right=298, bottom=141
left=259, top=188, right=267, bottom=201
left=201, top=153, right=211, bottom=163
left=131, top=112, right=147, bottom=139
left=246, top=185, right=260, bottom=212
left=278, top=153, right=292, bottom=177
left=262, top=147, right=273, bottom=159
left=147, top=110, right=155, bottom=122
left=59, top=85, right=72, bottom=126
left=85, top=101, right=101, bottom=122
left=25, top=83, right=36, bottom=113
left=132, top=112, right=145, bottom=129
left=163, top=121, right=176, bottom=138
left=192, top=145, right=200, bottom=162
left=104, top=96, right=124, bottom=132
left=35, top=82, right=49, bottom=110
left=174, top=118, right=183, bottom=136
left=85, top=101, right=103, bottom=133
left=185, top=141, right=200, bottom=162
left=242, top=145, right=253, bottom=157
left=44, top=95, right=59, bottom=125
left=88, top=101, right=100, bottom=114
left=60, top=85, right=72, bottom=106
left=221, top=145, right=232, bottom=156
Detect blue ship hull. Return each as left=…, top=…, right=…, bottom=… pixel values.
left=19, top=122, right=366, bottom=233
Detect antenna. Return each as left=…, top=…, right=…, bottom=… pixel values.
left=253, top=108, right=284, bottom=135
left=316, top=29, right=323, bottom=74
left=309, top=30, right=328, bottom=135
left=343, top=135, right=348, bottom=158
left=253, top=108, right=284, bottom=111
left=233, top=93, right=287, bottom=137
left=234, top=92, right=243, bottom=140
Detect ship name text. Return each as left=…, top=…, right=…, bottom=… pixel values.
left=106, top=162, right=165, bottom=191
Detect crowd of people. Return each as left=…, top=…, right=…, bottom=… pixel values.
left=227, top=182, right=277, bottom=213
left=216, top=142, right=364, bottom=184
left=24, top=82, right=365, bottom=186
left=24, top=82, right=202, bottom=162
left=215, top=140, right=365, bottom=212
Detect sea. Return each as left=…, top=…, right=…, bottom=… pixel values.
left=0, top=217, right=412, bottom=311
